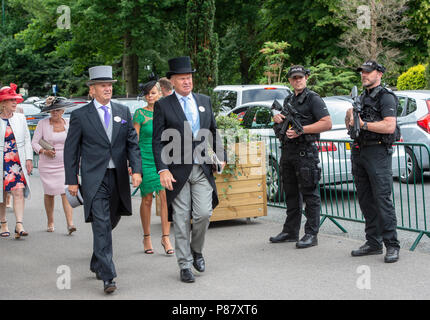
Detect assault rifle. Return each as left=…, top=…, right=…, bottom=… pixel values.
left=349, top=86, right=362, bottom=139
left=271, top=99, right=304, bottom=140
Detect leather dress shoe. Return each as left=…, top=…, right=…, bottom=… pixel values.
left=351, top=244, right=383, bottom=257
left=180, top=268, right=195, bottom=283
left=384, top=247, right=400, bottom=263
left=192, top=252, right=205, bottom=272
left=296, top=234, right=318, bottom=249
left=103, top=279, right=117, bottom=294
left=269, top=232, right=298, bottom=243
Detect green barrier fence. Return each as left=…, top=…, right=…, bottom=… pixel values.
left=267, top=136, right=430, bottom=251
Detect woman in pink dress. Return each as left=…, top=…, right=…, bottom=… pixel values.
left=32, top=97, right=76, bottom=234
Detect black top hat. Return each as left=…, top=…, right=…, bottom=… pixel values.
left=41, top=96, right=74, bottom=113
left=166, top=56, right=196, bottom=79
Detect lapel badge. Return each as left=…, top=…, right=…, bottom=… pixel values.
left=199, top=106, right=205, bottom=112
left=114, top=116, right=122, bottom=123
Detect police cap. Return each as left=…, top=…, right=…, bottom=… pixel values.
left=357, top=60, right=386, bottom=73
left=287, top=65, right=310, bottom=78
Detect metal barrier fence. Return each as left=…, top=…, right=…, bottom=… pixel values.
left=267, top=136, right=430, bottom=251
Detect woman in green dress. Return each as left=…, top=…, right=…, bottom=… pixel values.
left=133, top=81, right=174, bottom=255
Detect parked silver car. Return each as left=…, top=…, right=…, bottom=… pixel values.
left=394, top=90, right=430, bottom=183
left=214, top=85, right=292, bottom=115
left=226, top=97, right=406, bottom=200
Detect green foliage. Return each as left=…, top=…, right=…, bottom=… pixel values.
left=215, top=113, right=258, bottom=181
left=306, top=63, right=360, bottom=97
left=397, top=64, right=427, bottom=90
left=186, top=0, right=219, bottom=94
left=260, top=0, right=344, bottom=66
left=260, top=41, right=290, bottom=84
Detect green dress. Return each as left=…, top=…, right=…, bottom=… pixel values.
left=133, top=108, right=164, bottom=196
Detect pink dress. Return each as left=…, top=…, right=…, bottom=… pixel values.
left=31, top=118, right=69, bottom=195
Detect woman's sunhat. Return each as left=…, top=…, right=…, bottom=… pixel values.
left=41, top=96, right=74, bottom=113
left=0, top=83, right=24, bottom=103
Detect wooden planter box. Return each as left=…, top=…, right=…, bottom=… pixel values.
left=156, top=141, right=267, bottom=222
left=211, top=140, right=267, bottom=221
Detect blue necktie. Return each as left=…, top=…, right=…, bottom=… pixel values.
left=181, top=97, right=194, bottom=127
left=100, top=105, right=110, bottom=128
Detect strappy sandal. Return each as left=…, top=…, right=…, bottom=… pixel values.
left=0, top=221, right=10, bottom=238
left=161, top=234, right=175, bottom=255
left=67, top=225, right=77, bottom=235
left=143, top=234, right=154, bottom=254
left=15, top=222, right=28, bottom=239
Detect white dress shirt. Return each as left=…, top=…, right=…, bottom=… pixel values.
left=175, top=92, right=198, bottom=124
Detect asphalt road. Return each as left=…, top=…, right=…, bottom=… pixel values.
left=1, top=172, right=430, bottom=300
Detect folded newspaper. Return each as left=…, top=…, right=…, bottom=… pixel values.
left=207, top=146, right=224, bottom=174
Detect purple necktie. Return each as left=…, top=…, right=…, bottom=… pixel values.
left=100, top=105, right=110, bottom=128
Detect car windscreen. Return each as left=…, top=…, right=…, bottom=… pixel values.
left=242, top=89, right=289, bottom=104
left=324, top=100, right=352, bottom=126
left=216, top=91, right=237, bottom=111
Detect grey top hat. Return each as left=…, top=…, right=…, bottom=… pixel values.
left=65, top=186, right=84, bottom=208
left=87, top=66, right=118, bottom=86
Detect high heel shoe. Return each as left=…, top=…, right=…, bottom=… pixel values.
left=143, top=234, right=154, bottom=254
left=67, top=225, right=77, bottom=235
left=161, top=234, right=174, bottom=255
left=0, top=221, right=10, bottom=238
left=15, top=222, right=28, bottom=239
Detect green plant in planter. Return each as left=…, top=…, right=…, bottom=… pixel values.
left=215, top=113, right=260, bottom=197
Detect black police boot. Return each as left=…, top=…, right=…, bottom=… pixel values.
left=351, top=243, right=383, bottom=257
left=269, top=232, right=298, bottom=243
left=384, top=247, right=400, bottom=263
left=296, top=234, right=318, bottom=249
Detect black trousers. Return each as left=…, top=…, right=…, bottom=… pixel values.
left=89, top=169, right=121, bottom=281
left=351, top=144, right=400, bottom=249
left=281, top=143, right=321, bottom=236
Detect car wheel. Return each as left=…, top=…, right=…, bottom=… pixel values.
left=400, top=147, right=422, bottom=184
left=267, top=157, right=284, bottom=202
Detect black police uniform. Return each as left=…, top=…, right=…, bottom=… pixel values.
left=350, top=85, right=400, bottom=250
left=274, top=88, right=329, bottom=239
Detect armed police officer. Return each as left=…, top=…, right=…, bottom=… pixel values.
left=346, top=60, right=400, bottom=263
left=269, top=65, right=332, bottom=248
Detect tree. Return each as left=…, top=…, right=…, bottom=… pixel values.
left=333, top=0, right=415, bottom=84
left=215, top=0, right=265, bottom=84
left=259, top=41, right=290, bottom=84
left=260, top=0, right=344, bottom=65
left=307, top=63, right=360, bottom=96
left=186, top=0, right=219, bottom=94
left=11, top=0, right=187, bottom=96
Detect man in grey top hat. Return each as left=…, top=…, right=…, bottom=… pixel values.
left=64, top=65, right=142, bottom=294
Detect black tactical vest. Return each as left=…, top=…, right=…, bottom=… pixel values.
left=356, top=86, right=400, bottom=145
left=277, top=88, right=319, bottom=144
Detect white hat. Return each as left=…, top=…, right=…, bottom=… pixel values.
left=65, top=186, right=84, bottom=208
left=86, top=66, right=118, bottom=86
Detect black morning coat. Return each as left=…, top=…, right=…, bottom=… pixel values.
left=152, top=93, right=226, bottom=221
left=64, top=100, right=142, bottom=222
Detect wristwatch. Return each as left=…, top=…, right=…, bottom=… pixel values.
left=362, top=122, right=368, bottom=130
